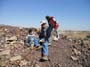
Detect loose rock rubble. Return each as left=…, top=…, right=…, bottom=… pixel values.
left=61, top=31, right=90, bottom=67
left=0, top=25, right=90, bottom=67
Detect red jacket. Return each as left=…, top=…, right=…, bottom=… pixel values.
left=49, top=17, right=59, bottom=29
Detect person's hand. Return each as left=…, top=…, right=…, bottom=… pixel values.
left=40, top=39, right=45, bottom=42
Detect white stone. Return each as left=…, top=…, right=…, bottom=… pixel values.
left=34, top=64, right=40, bottom=67
left=10, top=55, right=22, bottom=62
left=0, top=50, right=10, bottom=56
left=73, top=48, right=81, bottom=55
left=71, top=56, right=78, bottom=61
left=19, top=60, right=28, bottom=66
left=6, top=36, right=17, bottom=41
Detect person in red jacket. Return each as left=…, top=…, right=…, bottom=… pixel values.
left=46, top=16, right=60, bottom=41
left=39, top=16, right=60, bottom=61
left=46, top=16, right=59, bottom=30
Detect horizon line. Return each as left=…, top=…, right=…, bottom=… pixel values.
left=0, top=24, right=90, bottom=31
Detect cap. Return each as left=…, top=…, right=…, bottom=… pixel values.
left=40, top=20, right=46, bottom=25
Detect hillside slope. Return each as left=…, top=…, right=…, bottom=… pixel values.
left=0, top=25, right=90, bottom=67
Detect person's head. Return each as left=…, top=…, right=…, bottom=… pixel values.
left=28, top=29, right=33, bottom=34
left=28, top=28, right=37, bottom=34
left=40, top=20, right=47, bottom=29
left=46, top=16, right=50, bottom=20
left=34, top=31, right=40, bottom=38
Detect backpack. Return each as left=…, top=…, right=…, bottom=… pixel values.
left=48, top=17, right=59, bottom=29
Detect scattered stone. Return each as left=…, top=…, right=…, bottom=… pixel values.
left=19, top=26, right=23, bottom=30
left=34, top=64, right=40, bottom=67
left=0, top=50, right=10, bottom=56
left=83, top=40, right=89, bottom=45
left=10, top=41, right=17, bottom=44
left=19, top=40, right=24, bottom=45
left=10, top=55, right=22, bottom=62
left=73, top=48, right=81, bottom=55
left=0, top=60, right=6, bottom=67
left=19, top=60, right=28, bottom=66
left=6, top=36, right=17, bottom=42
left=4, top=28, right=8, bottom=31
left=56, top=64, right=62, bottom=67
left=0, top=48, right=4, bottom=51
left=71, top=56, right=78, bottom=61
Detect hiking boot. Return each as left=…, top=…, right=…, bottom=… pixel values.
left=41, top=56, right=48, bottom=61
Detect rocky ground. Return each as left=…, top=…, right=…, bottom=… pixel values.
left=0, top=25, right=90, bottom=67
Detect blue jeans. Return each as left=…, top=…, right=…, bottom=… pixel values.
left=41, top=40, right=48, bottom=56
left=34, top=38, right=40, bottom=47
left=46, top=25, right=53, bottom=39
left=41, top=25, right=53, bottom=56
left=26, top=35, right=40, bottom=47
